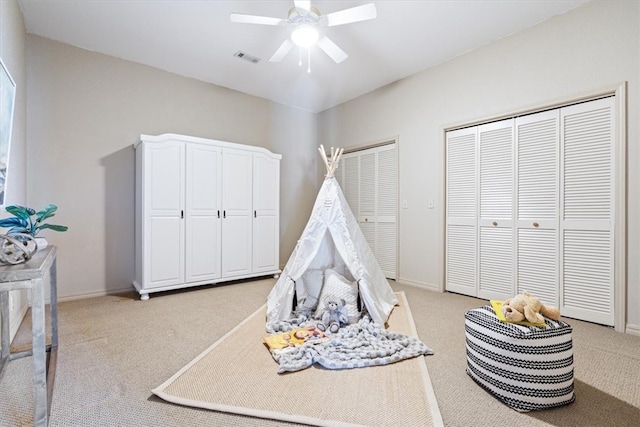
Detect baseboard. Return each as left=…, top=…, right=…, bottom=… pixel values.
left=395, top=278, right=441, bottom=292
left=57, top=286, right=135, bottom=303
left=625, top=323, right=640, bottom=336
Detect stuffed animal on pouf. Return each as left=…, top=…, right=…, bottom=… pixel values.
left=316, top=297, right=348, bottom=333
left=502, top=291, right=561, bottom=324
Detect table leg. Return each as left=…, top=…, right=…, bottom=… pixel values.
left=0, top=291, right=9, bottom=378
left=50, top=259, right=58, bottom=348
left=46, top=259, right=58, bottom=420
left=31, top=278, right=48, bottom=427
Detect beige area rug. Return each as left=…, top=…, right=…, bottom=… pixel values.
left=153, top=291, right=443, bottom=427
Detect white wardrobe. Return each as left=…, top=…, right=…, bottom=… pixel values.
left=446, top=97, right=618, bottom=326
left=133, top=134, right=281, bottom=300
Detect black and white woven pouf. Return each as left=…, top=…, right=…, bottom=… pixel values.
left=465, top=305, right=575, bottom=412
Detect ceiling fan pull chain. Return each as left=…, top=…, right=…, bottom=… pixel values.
left=307, top=48, right=311, bottom=73
left=298, top=47, right=302, bottom=67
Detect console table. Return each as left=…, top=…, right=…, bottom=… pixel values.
left=0, top=246, right=58, bottom=426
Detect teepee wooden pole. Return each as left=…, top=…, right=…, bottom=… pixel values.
left=319, top=145, right=344, bottom=178
left=319, top=145, right=331, bottom=175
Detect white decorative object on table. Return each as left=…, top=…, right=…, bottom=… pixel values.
left=0, top=233, right=37, bottom=265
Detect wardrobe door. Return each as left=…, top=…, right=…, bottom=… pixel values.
left=477, top=119, right=515, bottom=300
left=446, top=127, right=477, bottom=296
left=515, top=110, right=560, bottom=307
left=144, top=141, right=185, bottom=288
left=221, top=148, right=253, bottom=278
left=560, top=97, right=615, bottom=326
left=252, top=152, right=280, bottom=273
left=185, top=143, right=222, bottom=283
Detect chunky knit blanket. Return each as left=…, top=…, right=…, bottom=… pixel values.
left=271, top=314, right=433, bottom=373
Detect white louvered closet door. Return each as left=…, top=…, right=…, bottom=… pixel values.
left=340, top=145, right=398, bottom=279
left=560, top=97, right=615, bottom=326
left=446, top=127, right=477, bottom=295
left=359, top=151, right=377, bottom=258
left=515, top=110, right=560, bottom=308
left=376, top=145, right=398, bottom=279
left=477, top=119, right=515, bottom=300
left=342, top=155, right=359, bottom=217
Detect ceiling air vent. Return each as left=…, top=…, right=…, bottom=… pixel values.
left=233, top=51, right=261, bottom=64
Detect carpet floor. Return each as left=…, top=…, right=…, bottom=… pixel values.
left=153, top=292, right=443, bottom=427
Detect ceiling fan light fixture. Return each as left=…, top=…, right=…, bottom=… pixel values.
left=291, top=25, right=319, bottom=48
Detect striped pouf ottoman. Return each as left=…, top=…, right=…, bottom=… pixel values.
left=465, top=305, right=575, bottom=412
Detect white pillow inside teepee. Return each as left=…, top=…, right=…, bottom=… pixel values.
left=315, top=268, right=360, bottom=322
left=296, top=269, right=324, bottom=310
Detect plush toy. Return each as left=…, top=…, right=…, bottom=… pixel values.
left=316, top=296, right=349, bottom=333
left=502, top=291, right=561, bottom=324
left=292, top=295, right=319, bottom=324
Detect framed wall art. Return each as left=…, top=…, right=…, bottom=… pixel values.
left=0, top=57, right=16, bottom=206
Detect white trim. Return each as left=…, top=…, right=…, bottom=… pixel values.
left=135, top=133, right=282, bottom=159
left=444, top=83, right=623, bottom=132
left=625, top=323, right=640, bottom=337
left=613, top=83, right=627, bottom=333
left=340, top=135, right=399, bottom=155
left=397, top=278, right=441, bottom=292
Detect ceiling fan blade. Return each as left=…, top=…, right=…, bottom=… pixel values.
left=230, top=13, right=287, bottom=26
left=316, top=35, right=348, bottom=63
left=320, top=3, right=377, bottom=27
left=294, top=1, right=311, bottom=11
left=269, top=39, right=294, bottom=62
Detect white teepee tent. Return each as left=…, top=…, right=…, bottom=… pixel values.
left=266, top=146, right=398, bottom=330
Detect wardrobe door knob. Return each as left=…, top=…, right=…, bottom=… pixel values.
left=533, top=222, right=539, bottom=228
left=492, top=221, right=498, bottom=226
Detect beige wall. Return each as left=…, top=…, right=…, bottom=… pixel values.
left=7, top=0, right=640, bottom=333
left=1, top=0, right=29, bottom=338
left=318, top=1, right=640, bottom=331
left=25, top=35, right=318, bottom=299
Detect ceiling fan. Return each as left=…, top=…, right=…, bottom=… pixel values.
left=230, top=1, right=377, bottom=64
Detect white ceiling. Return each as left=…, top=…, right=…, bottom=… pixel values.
left=18, top=0, right=589, bottom=113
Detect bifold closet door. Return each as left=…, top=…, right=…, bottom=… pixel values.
left=515, top=110, right=560, bottom=307
left=560, top=97, right=615, bottom=326
left=477, top=119, right=515, bottom=300
left=340, top=145, right=397, bottom=279
left=446, top=96, right=616, bottom=325
left=446, top=127, right=477, bottom=295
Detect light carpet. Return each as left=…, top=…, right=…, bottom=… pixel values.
left=153, top=291, right=443, bottom=427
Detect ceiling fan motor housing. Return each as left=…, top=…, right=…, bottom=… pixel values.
left=288, top=6, right=321, bottom=26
